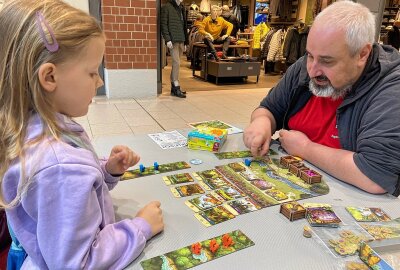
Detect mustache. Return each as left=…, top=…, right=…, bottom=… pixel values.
left=312, top=75, right=329, bottom=82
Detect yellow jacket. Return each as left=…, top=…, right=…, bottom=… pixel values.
left=253, top=22, right=270, bottom=49
left=198, top=16, right=233, bottom=39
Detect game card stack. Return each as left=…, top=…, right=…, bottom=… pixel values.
left=306, top=206, right=342, bottom=227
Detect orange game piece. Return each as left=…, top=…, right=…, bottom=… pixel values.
left=222, top=234, right=234, bottom=248
left=209, top=239, right=220, bottom=253
left=191, top=242, right=202, bottom=255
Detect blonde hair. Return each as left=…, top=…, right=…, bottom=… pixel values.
left=314, top=1, right=375, bottom=56
left=0, top=0, right=103, bottom=208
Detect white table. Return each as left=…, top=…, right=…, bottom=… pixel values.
left=92, top=133, right=400, bottom=270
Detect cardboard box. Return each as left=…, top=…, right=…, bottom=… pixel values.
left=300, top=169, right=322, bottom=184
left=288, top=162, right=309, bottom=177
left=187, top=127, right=227, bottom=152
left=359, top=238, right=400, bottom=270
left=280, top=201, right=306, bottom=221
left=280, top=155, right=300, bottom=168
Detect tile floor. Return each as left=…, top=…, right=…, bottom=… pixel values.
left=74, top=88, right=271, bottom=138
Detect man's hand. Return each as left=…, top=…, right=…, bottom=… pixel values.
left=166, top=41, right=173, bottom=49
left=105, top=145, right=140, bottom=175
left=243, top=117, right=272, bottom=157
left=206, top=33, right=214, bottom=42
left=221, top=34, right=228, bottom=40
left=279, top=129, right=311, bottom=158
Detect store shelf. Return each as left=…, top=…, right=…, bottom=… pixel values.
left=269, top=21, right=295, bottom=25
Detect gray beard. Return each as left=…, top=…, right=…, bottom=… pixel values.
left=309, top=80, right=351, bottom=100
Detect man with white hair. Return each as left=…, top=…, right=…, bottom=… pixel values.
left=243, top=1, right=400, bottom=196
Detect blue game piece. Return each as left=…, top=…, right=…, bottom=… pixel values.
left=139, top=164, right=145, bottom=173
left=154, top=162, right=159, bottom=171
left=244, top=159, right=251, bottom=166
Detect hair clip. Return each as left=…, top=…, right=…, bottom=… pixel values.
left=35, top=11, right=59, bottom=53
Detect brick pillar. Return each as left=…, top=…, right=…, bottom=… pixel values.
left=101, top=0, right=157, bottom=97
left=102, top=0, right=157, bottom=69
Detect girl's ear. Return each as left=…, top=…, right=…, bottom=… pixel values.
left=38, top=63, right=57, bottom=92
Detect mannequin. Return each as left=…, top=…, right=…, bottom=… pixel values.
left=198, top=5, right=233, bottom=60
left=160, top=0, right=188, bottom=98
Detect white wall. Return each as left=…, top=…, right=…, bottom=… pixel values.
left=105, top=69, right=158, bottom=99
left=63, top=0, right=89, bottom=13
left=0, top=0, right=4, bottom=10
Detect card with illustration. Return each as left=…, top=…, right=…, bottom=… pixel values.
left=214, top=150, right=253, bottom=160
left=121, top=161, right=191, bottom=180
left=214, top=186, right=245, bottom=201
left=360, top=222, right=400, bottom=240
left=302, top=203, right=333, bottom=209
left=188, top=120, right=243, bottom=134
left=369, top=207, right=391, bottom=222
left=170, top=183, right=205, bottom=198
left=162, top=173, right=194, bottom=186
left=226, top=197, right=262, bottom=215
left=185, top=193, right=225, bottom=212
left=193, top=169, right=226, bottom=180
left=198, top=178, right=232, bottom=191
left=346, top=206, right=391, bottom=222
left=214, top=149, right=278, bottom=160
left=306, top=206, right=342, bottom=227
left=194, top=169, right=232, bottom=190
left=195, top=205, right=236, bottom=227
left=140, top=230, right=255, bottom=270
left=346, top=206, right=380, bottom=222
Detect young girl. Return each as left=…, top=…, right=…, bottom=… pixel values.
left=0, top=1, right=164, bottom=269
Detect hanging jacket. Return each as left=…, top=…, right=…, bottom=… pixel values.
left=253, top=22, right=270, bottom=49
left=298, top=25, right=309, bottom=59
left=187, top=21, right=204, bottom=60
left=283, top=27, right=300, bottom=64
left=221, top=11, right=240, bottom=36
left=261, top=29, right=277, bottom=59
left=388, top=25, right=400, bottom=50
left=161, top=0, right=188, bottom=44
left=267, top=29, right=285, bottom=62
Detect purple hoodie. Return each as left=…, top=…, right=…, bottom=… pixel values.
left=3, top=113, right=152, bottom=269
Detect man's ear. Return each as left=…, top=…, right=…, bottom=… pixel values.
left=38, top=63, right=57, bottom=92
left=358, top=43, right=372, bottom=66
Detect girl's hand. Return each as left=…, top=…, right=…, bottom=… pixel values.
left=136, top=201, right=164, bottom=236
left=105, top=145, right=140, bottom=175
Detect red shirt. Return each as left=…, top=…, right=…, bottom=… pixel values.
left=288, top=96, right=343, bottom=149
